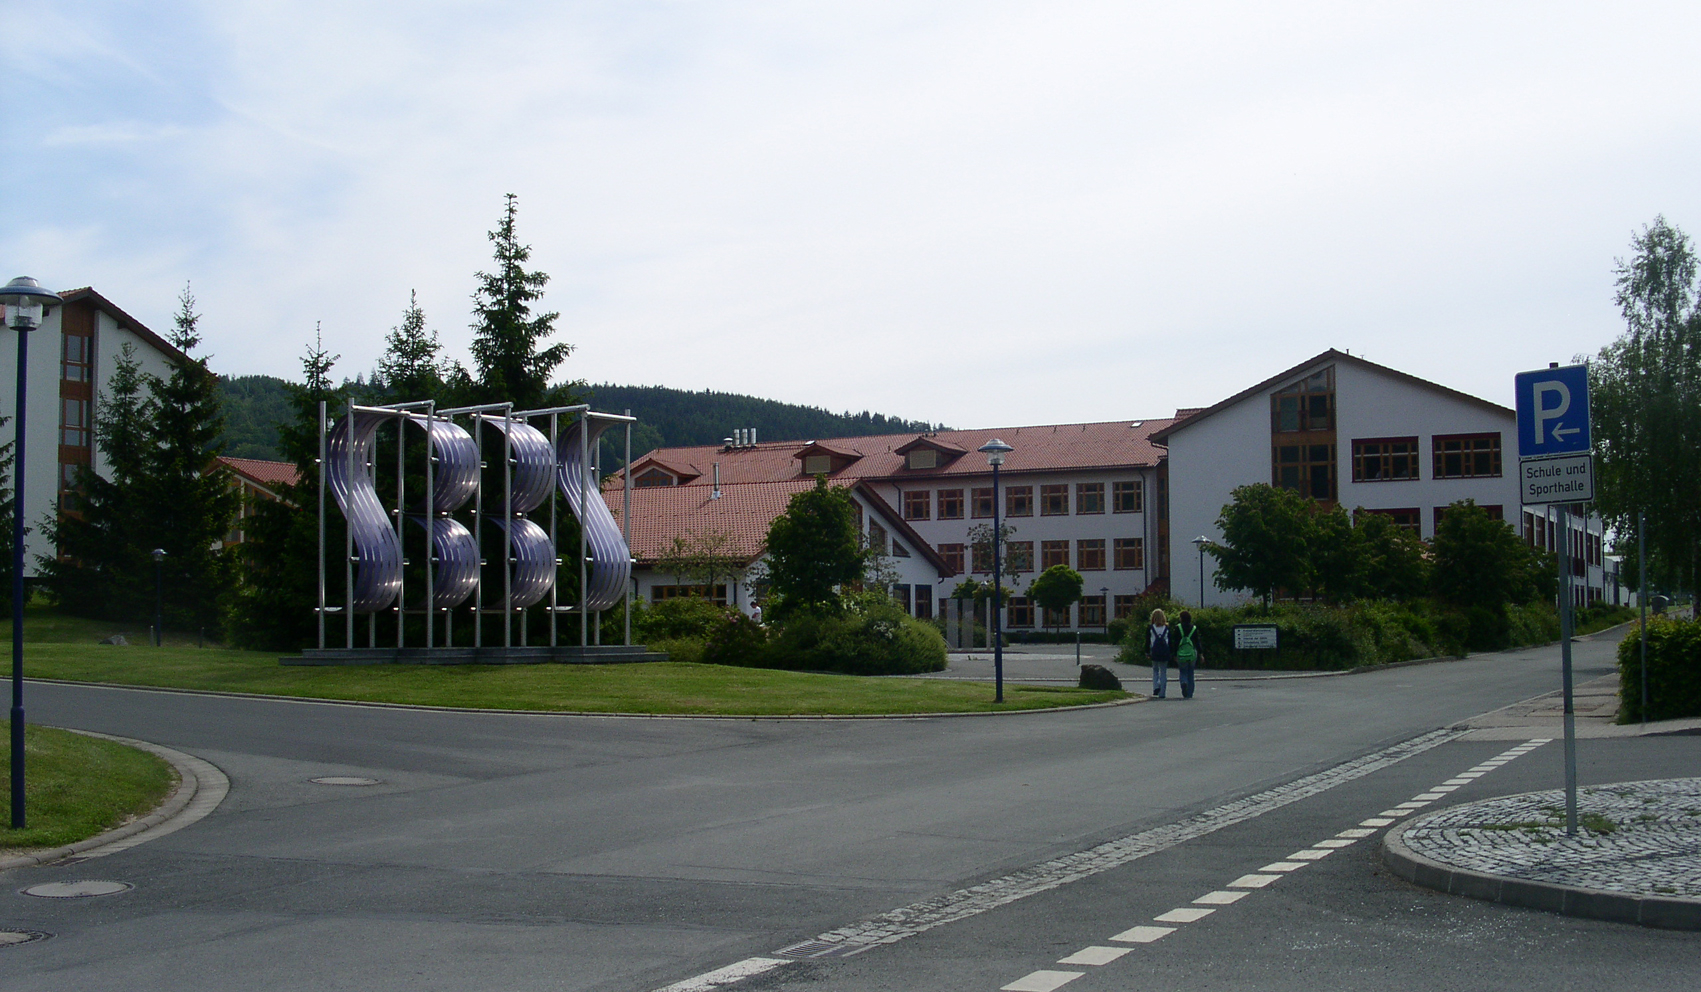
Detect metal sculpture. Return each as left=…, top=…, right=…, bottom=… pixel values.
left=314, top=401, right=637, bottom=659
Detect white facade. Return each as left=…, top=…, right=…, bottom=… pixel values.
left=1, top=289, right=181, bottom=577
left=1162, top=351, right=1607, bottom=607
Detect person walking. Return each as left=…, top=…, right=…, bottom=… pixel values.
left=1174, top=609, right=1201, bottom=700
left=1146, top=608, right=1174, bottom=698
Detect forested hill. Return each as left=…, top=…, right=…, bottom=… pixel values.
left=216, top=376, right=943, bottom=462
left=585, top=384, right=945, bottom=456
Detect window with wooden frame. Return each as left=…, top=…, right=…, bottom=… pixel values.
left=1076, top=482, right=1104, bottom=514
left=971, top=487, right=995, bottom=518
left=939, top=543, right=965, bottom=574
left=903, top=490, right=930, bottom=520
left=971, top=542, right=994, bottom=573
left=1006, top=486, right=1033, bottom=517
left=61, top=332, right=93, bottom=383
left=1112, top=480, right=1142, bottom=513
left=1040, top=484, right=1069, bottom=515
left=1361, top=507, right=1421, bottom=533
left=1432, top=433, right=1502, bottom=479
left=651, top=584, right=728, bottom=605
left=1352, top=437, right=1419, bottom=482
left=868, top=521, right=888, bottom=554
left=60, top=397, right=91, bottom=448
left=1007, top=541, right=1034, bottom=572
left=892, top=540, right=910, bottom=558
left=1007, top=597, right=1034, bottom=628
left=1113, top=537, right=1144, bottom=570
left=1270, top=367, right=1335, bottom=433
left=938, top=488, right=965, bottom=519
left=1273, top=442, right=1336, bottom=500
left=1113, top=594, right=1138, bottom=620
left=1076, top=539, right=1106, bottom=570
left=634, top=467, right=675, bottom=487
left=1078, top=595, right=1106, bottom=626
left=1043, top=605, right=1071, bottom=628
left=1041, top=540, right=1070, bottom=569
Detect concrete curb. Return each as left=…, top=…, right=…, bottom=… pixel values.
left=0, top=730, right=229, bottom=873
left=22, top=676, right=1145, bottom=720
left=1380, top=823, right=1701, bottom=931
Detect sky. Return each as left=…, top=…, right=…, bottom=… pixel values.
left=6, top=1, right=1701, bottom=429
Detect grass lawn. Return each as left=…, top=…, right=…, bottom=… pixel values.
left=3, top=606, right=1129, bottom=716
left=1, top=724, right=177, bottom=852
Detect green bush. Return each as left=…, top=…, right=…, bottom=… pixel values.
left=634, top=597, right=732, bottom=642
left=646, top=636, right=706, bottom=664
left=1114, top=598, right=1560, bottom=670
left=719, top=593, right=947, bottom=675
left=1618, top=618, right=1701, bottom=723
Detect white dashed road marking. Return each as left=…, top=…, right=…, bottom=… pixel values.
left=1001, top=970, right=1083, bottom=992
left=653, top=958, right=789, bottom=992
left=1058, top=946, right=1131, bottom=965
left=1154, top=907, right=1216, bottom=923
left=1109, top=925, right=1175, bottom=943
left=1228, top=873, right=1282, bottom=888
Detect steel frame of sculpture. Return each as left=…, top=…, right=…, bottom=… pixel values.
left=315, top=400, right=636, bottom=653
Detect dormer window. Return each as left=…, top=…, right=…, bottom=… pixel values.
left=894, top=435, right=966, bottom=470
left=803, top=455, right=832, bottom=475
left=635, top=468, right=676, bottom=487
left=907, top=449, right=938, bottom=470
left=793, top=441, right=862, bottom=477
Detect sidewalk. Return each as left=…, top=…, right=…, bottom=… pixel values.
left=1385, top=678, right=1701, bottom=930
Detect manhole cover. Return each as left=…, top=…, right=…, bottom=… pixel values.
left=0, top=930, right=51, bottom=947
left=309, top=777, right=381, bottom=786
left=23, top=880, right=132, bottom=898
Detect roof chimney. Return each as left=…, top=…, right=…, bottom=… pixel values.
left=712, top=462, right=721, bottom=499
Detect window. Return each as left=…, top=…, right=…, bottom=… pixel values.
left=903, top=490, right=931, bottom=520
left=1113, top=538, right=1144, bottom=570
left=1273, top=442, right=1336, bottom=500
left=1006, top=486, right=1033, bottom=517
left=1007, top=597, right=1034, bottom=628
left=1271, top=367, right=1335, bottom=433
left=1352, top=437, right=1419, bottom=482
left=913, top=593, right=933, bottom=620
left=1112, top=480, right=1142, bottom=513
left=1077, top=539, right=1106, bottom=571
left=892, top=540, right=910, bottom=558
left=1362, top=507, right=1421, bottom=533
left=1007, top=541, right=1034, bottom=572
left=1041, top=484, right=1069, bottom=515
left=60, top=398, right=90, bottom=448
left=1432, top=433, right=1501, bottom=479
left=1041, top=540, right=1071, bottom=569
left=971, top=542, right=994, bottom=573
left=634, top=467, right=675, bottom=487
left=1044, top=605, right=1071, bottom=629
left=651, top=584, right=729, bottom=605
left=802, top=454, right=833, bottom=475
left=939, top=488, right=965, bottom=519
left=61, top=333, right=92, bottom=383
left=907, top=449, right=938, bottom=470
left=1079, top=595, right=1106, bottom=627
left=1076, top=482, right=1104, bottom=514
left=939, top=543, right=965, bottom=574
left=971, top=487, right=995, bottom=518
left=889, top=584, right=911, bottom=613
left=868, top=521, right=888, bottom=555
left=1113, top=594, right=1139, bottom=620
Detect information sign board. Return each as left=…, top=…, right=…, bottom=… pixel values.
left=1232, top=624, right=1278, bottom=651
left=1520, top=453, right=1595, bottom=505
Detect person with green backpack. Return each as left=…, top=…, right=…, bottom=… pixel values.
left=1173, top=610, right=1201, bottom=699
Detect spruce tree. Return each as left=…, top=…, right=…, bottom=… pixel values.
left=142, top=284, right=240, bottom=630
left=377, top=291, right=455, bottom=402
left=468, top=194, right=577, bottom=409
left=226, top=326, right=346, bottom=649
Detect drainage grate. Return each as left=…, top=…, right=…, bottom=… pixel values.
left=0, top=930, right=51, bottom=948
left=309, top=777, right=381, bottom=786
left=773, top=939, right=863, bottom=959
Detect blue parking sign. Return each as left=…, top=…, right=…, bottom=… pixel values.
left=1515, top=364, right=1590, bottom=458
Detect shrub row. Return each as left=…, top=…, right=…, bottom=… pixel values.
left=632, top=594, right=948, bottom=676
left=1617, top=618, right=1701, bottom=723
left=1113, top=599, right=1563, bottom=671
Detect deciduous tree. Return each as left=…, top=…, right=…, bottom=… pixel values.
left=762, top=477, right=866, bottom=619
left=1208, top=484, right=1312, bottom=607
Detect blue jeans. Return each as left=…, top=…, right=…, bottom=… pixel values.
left=1178, top=663, right=1195, bottom=699
left=1151, top=659, right=1168, bottom=697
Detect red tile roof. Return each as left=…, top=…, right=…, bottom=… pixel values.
left=57, top=287, right=191, bottom=366
left=615, top=419, right=1178, bottom=488
left=603, top=479, right=823, bottom=565
left=214, top=456, right=301, bottom=491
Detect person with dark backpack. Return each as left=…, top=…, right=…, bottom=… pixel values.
left=1174, top=610, right=1201, bottom=700
left=1146, top=608, right=1175, bottom=698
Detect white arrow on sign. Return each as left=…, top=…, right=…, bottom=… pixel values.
left=1553, top=424, right=1580, bottom=441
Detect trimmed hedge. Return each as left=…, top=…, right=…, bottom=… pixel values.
left=704, top=594, right=947, bottom=676
left=1617, top=618, right=1701, bottom=723
left=1115, top=599, right=1561, bottom=671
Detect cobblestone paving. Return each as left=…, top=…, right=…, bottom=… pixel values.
left=1400, top=777, right=1701, bottom=899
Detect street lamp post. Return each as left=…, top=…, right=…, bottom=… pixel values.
left=152, top=549, right=166, bottom=647
left=978, top=439, right=1013, bottom=703
left=4, top=276, right=64, bottom=829
left=1191, top=535, right=1211, bottom=609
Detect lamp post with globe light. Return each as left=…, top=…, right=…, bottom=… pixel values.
left=1191, top=535, right=1212, bottom=609
left=3, top=276, right=64, bottom=829
left=977, top=439, right=1013, bottom=702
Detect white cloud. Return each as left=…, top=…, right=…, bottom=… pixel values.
left=6, top=0, right=1701, bottom=427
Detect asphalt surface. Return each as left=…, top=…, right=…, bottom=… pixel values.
left=2, top=628, right=1692, bottom=991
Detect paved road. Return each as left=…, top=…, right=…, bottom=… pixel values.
left=1, top=629, right=1690, bottom=990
